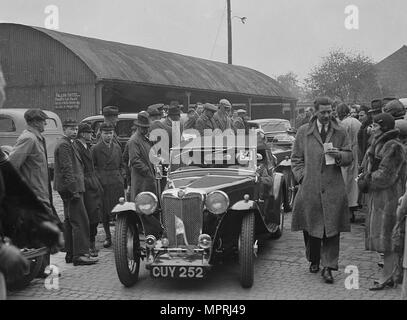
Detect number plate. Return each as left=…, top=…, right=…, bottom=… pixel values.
left=151, top=266, right=205, bottom=279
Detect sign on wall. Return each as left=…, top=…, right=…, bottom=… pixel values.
left=55, top=92, right=81, bottom=110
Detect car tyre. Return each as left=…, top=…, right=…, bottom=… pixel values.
left=114, top=214, right=140, bottom=287
left=269, top=190, right=284, bottom=240
left=239, top=211, right=255, bottom=288
left=283, top=169, right=296, bottom=212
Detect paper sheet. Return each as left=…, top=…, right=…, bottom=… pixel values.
left=323, top=142, right=335, bottom=165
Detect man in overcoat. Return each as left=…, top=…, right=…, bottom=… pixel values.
left=129, top=111, right=156, bottom=199
left=195, top=103, right=219, bottom=136
left=75, top=123, right=103, bottom=257
left=54, top=119, right=97, bottom=266
left=291, top=97, right=352, bottom=284
left=337, top=103, right=362, bottom=220
left=213, top=99, right=234, bottom=132
left=92, top=122, right=125, bottom=248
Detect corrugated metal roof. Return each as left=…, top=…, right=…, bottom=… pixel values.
left=11, top=24, right=294, bottom=100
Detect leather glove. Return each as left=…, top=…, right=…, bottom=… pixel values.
left=0, top=244, right=30, bottom=283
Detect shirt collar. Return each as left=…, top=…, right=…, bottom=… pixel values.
left=27, top=125, right=44, bottom=141
left=316, top=119, right=327, bottom=132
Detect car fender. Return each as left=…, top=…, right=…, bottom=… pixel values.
left=230, top=200, right=260, bottom=211
left=111, top=201, right=137, bottom=214
left=277, top=158, right=291, bottom=167
left=273, top=172, right=284, bottom=199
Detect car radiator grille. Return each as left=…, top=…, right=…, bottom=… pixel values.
left=162, top=193, right=203, bottom=246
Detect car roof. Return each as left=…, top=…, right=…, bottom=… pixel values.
left=0, top=108, right=62, bottom=128
left=248, top=118, right=289, bottom=124
left=81, top=113, right=138, bottom=122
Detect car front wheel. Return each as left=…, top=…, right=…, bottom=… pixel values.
left=239, top=211, right=255, bottom=288
left=114, top=213, right=140, bottom=287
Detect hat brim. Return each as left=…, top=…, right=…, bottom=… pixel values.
left=134, top=122, right=150, bottom=128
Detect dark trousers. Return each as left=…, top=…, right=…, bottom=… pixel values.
left=59, top=192, right=90, bottom=259
left=303, top=230, right=340, bottom=270
left=89, top=223, right=98, bottom=243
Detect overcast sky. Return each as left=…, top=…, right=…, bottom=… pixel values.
left=1, top=0, right=407, bottom=83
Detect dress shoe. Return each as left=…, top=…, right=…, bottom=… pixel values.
left=65, top=254, right=73, bottom=264
left=369, top=278, right=396, bottom=290
left=309, top=264, right=320, bottom=273
left=321, top=267, right=334, bottom=284
left=89, top=242, right=98, bottom=257
left=73, top=255, right=98, bottom=266
left=103, top=238, right=112, bottom=248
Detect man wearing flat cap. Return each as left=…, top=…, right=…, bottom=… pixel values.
left=74, top=123, right=103, bottom=257
left=92, top=122, right=125, bottom=248
left=96, top=106, right=121, bottom=147
left=9, top=108, right=62, bottom=274
left=369, top=99, right=383, bottom=117
left=55, top=119, right=97, bottom=265
left=214, top=99, right=234, bottom=132
left=147, top=104, right=163, bottom=123
left=233, top=109, right=249, bottom=134
left=9, top=109, right=54, bottom=216
left=195, top=103, right=219, bottom=136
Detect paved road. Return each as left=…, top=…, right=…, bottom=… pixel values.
left=7, top=193, right=403, bottom=300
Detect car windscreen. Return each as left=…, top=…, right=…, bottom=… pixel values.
left=169, top=147, right=256, bottom=173
left=262, top=121, right=291, bottom=132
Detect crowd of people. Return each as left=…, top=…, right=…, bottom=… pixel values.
left=292, top=96, right=407, bottom=297
left=1, top=68, right=406, bottom=298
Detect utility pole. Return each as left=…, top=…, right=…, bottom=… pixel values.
left=227, top=0, right=232, bottom=64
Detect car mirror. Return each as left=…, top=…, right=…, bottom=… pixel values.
left=256, top=153, right=263, bottom=161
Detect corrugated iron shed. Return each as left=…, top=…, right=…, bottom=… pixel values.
left=24, top=24, right=294, bottom=100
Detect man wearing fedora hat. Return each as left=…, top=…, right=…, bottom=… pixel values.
left=128, top=111, right=157, bottom=199
left=92, top=122, right=125, bottom=248
left=195, top=103, right=219, bottom=136
left=150, top=104, right=183, bottom=151
left=74, top=123, right=103, bottom=257
left=55, top=119, right=97, bottom=265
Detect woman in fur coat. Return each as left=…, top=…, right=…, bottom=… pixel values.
left=362, top=113, right=407, bottom=290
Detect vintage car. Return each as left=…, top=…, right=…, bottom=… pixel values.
left=111, top=135, right=287, bottom=288
left=0, top=108, right=63, bottom=175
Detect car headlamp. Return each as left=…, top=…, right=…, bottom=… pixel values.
left=198, top=234, right=212, bottom=249
left=205, top=191, right=229, bottom=214
left=135, top=192, right=158, bottom=215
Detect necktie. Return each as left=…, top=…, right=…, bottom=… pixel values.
left=320, top=125, right=327, bottom=143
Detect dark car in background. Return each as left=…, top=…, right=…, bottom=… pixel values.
left=81, top=112, right=189, bottom=150
left=248, top=119, right=298, bottom=211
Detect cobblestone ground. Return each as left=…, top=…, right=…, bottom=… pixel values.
left=7, top=192, right=403, bottom=300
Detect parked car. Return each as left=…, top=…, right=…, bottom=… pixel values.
left=81, top=112, right=189, bottom=149
left=248, top=119, right=298, bottom=211
left=111, top=136, right=286, bottom=288
left=0, top=108, right=63, bottom=175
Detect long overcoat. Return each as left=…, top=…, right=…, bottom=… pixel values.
left=291, top=118, right=353, bottom=238
left=8, top=126, right=53, bottom=215
left=74, top=140, right=103, bottom=224
left=92, top=140, right=124, bottom=221
left=128, top=132, right=156, bottom=200
left=363, top=129, right=407, bottom=253
left=340, top=116, right=361, bottom=207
